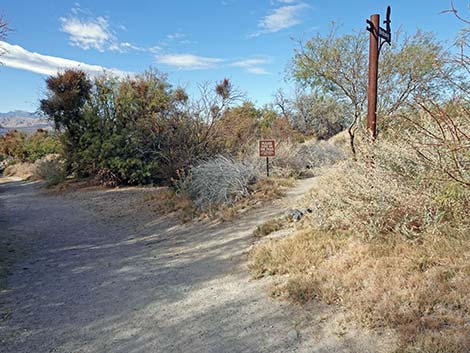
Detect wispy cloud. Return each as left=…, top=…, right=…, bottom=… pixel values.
left=0, top=41, right=130, bottom=77
left=160, top=32, right=196, bottom=47
left=166, top=32, right=186, bottom=40
left=230, top=58, right=271, bottom=75
left=156, top=54, right=224, bottom=70
left=60, top=15, right=115, bottom=52
left=156, top=53, right=271, bottom=74
left=252, top=2, right=309, bottom=36
left=60, top=5, right=159, bottom=53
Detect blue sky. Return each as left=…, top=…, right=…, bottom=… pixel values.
left=0, top=0, right=466, bottom=112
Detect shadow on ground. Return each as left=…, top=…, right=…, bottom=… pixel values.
left=0, top=179, right=396, bottom=353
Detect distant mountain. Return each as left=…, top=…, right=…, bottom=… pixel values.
left=0, top=110, right=53, bottom=135
left=0, top=110, right=40, bottom=119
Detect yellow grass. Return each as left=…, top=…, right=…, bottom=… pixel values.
left=145, top=177, right=295, bottom=222
left=250, top=230, right=470, bottom=352
left=3, top=162, right=37, bottom=180
left=250, top=138, right=470, bottom=352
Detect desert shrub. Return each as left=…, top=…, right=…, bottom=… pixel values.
left=272, top=140, right=345, bottom=177
left=180, top=155, right=260, bottom=208
left=215, top=102, right=301, bottom=157
left=0, top=130, right=26, bottom=159
left=22, top=130, right=62, bottom=162
left=34, top=157, right=67, bottom=186
left=3, top=162, right=37, bottom=179
left=250, top=132, right=470, bottom=351
left=289, top=92, right=348, bottom=139
left=0, top=130, right=61, bottom=163
left=40, top=69, right=234, bottom=185
left=401, top=97, right=470, bottom=188
left=304, top=138, right=468, bottom=241
left=215, top=102, right=261, bottom=156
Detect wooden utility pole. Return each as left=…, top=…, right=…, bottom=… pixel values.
left=366, top=6, right=392, bottom=140
left=367, top=14, right=380, bottom=139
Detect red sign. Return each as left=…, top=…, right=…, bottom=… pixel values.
left=259, top=140, right=275, bottom=157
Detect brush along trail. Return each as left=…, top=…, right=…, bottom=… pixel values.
left=0, top=177, right=395, bottom=353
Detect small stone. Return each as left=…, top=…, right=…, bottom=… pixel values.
left=290, top=209, right=303, bottom=221
left=287, top=329, right=299, bottom=341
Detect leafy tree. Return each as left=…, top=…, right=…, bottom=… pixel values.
left=291, top=26, right=450, bottom=152
left=40, top=69, right=241, bottom=185
left=40, top=69, right=92, bottom=173
left=215, top=101, right=300, bottom=156
left=216, top=101, right=261, bottom=155
left=276, top=89, right=347, bottom=139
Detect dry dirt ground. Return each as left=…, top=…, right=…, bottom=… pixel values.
left=0, top=177, right=396, bottom=353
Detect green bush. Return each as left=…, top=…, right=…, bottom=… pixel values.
left=40, top=69, right=232, bottom=185
left=0, top=129, right=61, bottom=163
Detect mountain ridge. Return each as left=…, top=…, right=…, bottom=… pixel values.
left=0, top=110, right=40, bottom=119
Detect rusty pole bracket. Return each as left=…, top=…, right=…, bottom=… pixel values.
left=365, top=6, right=392, bottom=139
left=379, top=6, right=392, bottom=53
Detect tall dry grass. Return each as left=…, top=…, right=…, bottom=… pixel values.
left=271, top=139, right=345, bottom=178
left=250, top=230, right=470, bottom=352
left=250, top=125, right=470, bottom=352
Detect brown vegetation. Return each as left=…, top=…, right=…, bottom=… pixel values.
left=146, top=176, right=294, bottom=222
left=250, top=128, right=470, bottom=351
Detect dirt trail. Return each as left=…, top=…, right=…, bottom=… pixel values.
left=0, top=178, right=395, bottom=353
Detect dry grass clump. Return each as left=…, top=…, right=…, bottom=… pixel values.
left=3, top=162, right=37, bottom=180
left=250, top=230, right=470, bottom=352
left=248, top=177, right=294, bottom=201
left=146, top=162, right=293, bottom=222
left=144, top=188, right=197, bottom=222
left=200, top=177, right=294, bottom=221
left=306, top=140, right=468, bottom=241
left=180, top=155, right=260, bottom=208
left=250, top=136, right=470, bottom=351
left=272, top=140, right=345, bottom=178
left=2, top=154, right=67, bottom=186
left=34, top=156, right=67, bottom=186
left=253, top=216, right=289, bottom=237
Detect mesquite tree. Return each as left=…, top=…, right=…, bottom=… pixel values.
left=291, top=26, right=450, bottom=154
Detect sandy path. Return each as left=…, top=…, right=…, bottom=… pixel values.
left=0, top=178, right=394, bottom=353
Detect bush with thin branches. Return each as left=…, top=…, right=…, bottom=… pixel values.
left=180, top=155, right=260, bottom=208
left=272, top=140, right=345, bottom=177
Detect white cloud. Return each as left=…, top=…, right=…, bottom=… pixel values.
left=60, top=6, right=158, bottom=53
left=230, top=58, right=271, bottom=75
left=160, top=32, right=196, bottom=47
left=155, top=52, right=271, bottom=74
left=0, top=41, right=130, bottom=77
left=60, top=15, right=115, bottom=51
left=166, top=32, right=186, bottom=40
left=253, top=3, right=309, bottom=36
left=156, top=54, right=224, bottom=70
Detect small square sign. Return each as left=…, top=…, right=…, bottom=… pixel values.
left=259, top=140, right=275, bottom=157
